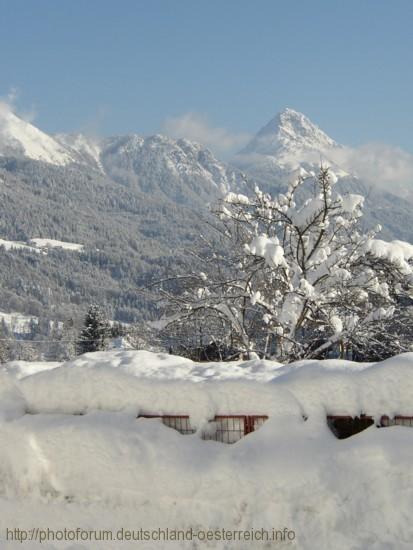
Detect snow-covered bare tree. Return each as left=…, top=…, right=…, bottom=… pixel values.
left=120, top=322, right=163, bottom=353
left=153, top=168, right=413, bottom=361
left=349, top=293, right=413, bottom=361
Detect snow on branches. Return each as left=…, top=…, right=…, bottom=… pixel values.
left=153, top=168, right=413, bottom=361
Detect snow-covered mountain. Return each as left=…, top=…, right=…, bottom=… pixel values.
left=55, top=133, right=103, bottom=169
left=0, top=103, right=74, bottom=166
left=235, top=107, right=350, bottom=185
left=0, top=104, right=412, bottom=333
left=242, top=107, right=339, bottom=157
left=0, top=105, right=246, bottom=202
left=100, top=133, right=246, bottom=204
left=233, top=108, right=413, bottom=242
left=0, top=110, right=249, bottom=329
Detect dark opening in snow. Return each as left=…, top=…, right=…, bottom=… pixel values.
left=327, top=415, right=375, bottom=439
left=327, top=414, right=413, bottom=439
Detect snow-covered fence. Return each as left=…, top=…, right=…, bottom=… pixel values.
left=381, top=415, right=413, bottom=428
left=138, top=414, right=269, bottom=443
left=138, top=415, right=195, bottom=435
left=139, top=413, right=413, bottom=442
left=6, top=350, right=413, bottom=445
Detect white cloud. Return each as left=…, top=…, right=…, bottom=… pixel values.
left=330, top=143, right=413, bottom=195
left=0, top=90, right=17, bottom=119
left=4, top=87, right=19, bottom=106
left=0, top=87, right=37, bottom=123
left=161, top=112, right=251, bottom=157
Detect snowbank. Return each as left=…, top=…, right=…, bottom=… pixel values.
left=1, top=350, right=413, bottom=549
left=2, top=360, right=61, bottom=379
left=29, top=238, right=84, bottom=252
left=3, top=350, right=411, bottom=422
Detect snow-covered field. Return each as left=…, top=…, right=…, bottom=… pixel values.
left=29, top=238, right=84, bottom=252
left=0, top=239, right=40, bottom=254
left=0, top=237, right=84, bottom=256
left=1, top=350, right=413, bottom=549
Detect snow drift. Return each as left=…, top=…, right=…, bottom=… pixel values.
left=1, top=350, right=413, bottom=549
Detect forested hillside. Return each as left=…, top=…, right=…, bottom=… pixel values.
left=1, top=108, right=413, bottom=358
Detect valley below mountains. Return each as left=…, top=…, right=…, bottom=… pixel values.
left=0, top=104, right=412, bottom=343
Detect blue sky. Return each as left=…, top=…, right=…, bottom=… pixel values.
left=0, top=0, right=412, bottom=154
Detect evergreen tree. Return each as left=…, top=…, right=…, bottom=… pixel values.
left=76, top=305, right=110, bottom=355
left=0, top=319, right=12, bottom=363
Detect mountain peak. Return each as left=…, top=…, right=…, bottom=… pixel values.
left=240, top=108, right=338, bottom=157
left=0, top=102, right=73, bottom=166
